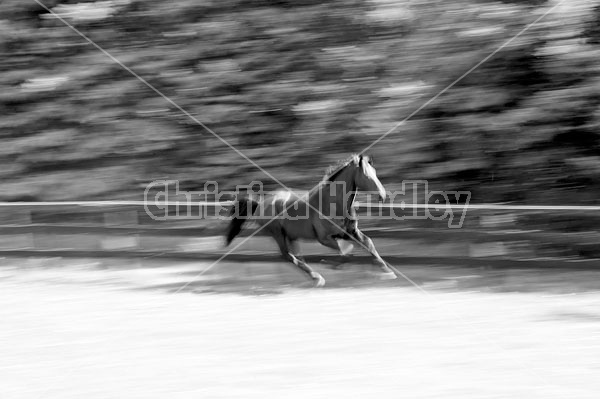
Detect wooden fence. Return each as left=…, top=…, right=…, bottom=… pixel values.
left=0, top=202, right=599, bottom=268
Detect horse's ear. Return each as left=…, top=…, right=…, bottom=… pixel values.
left=353, top=155, right=361, bottom=166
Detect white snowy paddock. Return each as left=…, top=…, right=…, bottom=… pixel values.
left=1, top=257, right=599, bottom=398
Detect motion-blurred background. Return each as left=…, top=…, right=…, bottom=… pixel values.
left=2, top=0, right=599, bottom=204
left=2, top=4, right=600, bottom=397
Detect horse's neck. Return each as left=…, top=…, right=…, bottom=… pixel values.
left=312, top=167, right=356, bottom=217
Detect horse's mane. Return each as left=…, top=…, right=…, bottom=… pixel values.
left=322, top=154, right=359, bottom=182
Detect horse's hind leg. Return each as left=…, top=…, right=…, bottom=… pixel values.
left=288, top=240, right=326, bottom=287
left=273, top=233, right=325, bottom=287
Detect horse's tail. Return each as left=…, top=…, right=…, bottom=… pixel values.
left=225, top=198, right=259, bottom=246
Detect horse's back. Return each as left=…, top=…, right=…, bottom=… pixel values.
left=256, top=191, right=315, bottom=239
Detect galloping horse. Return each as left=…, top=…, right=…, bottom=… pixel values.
left=225, top=154, right=397, bottom=287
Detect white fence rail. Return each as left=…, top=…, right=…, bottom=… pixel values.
left=1, top=201, right=600, bottom=211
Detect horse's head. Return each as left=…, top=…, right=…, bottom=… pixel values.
left=353, top=154, right=386, bottom=201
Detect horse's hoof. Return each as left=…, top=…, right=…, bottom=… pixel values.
left=377, top=262, right=394, bottom=274
left=313, top=275, right=326, bottom=288
left=379, top=271, right=397, bottom=280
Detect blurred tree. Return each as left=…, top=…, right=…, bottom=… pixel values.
left=0, top=0, right=598, bottom=206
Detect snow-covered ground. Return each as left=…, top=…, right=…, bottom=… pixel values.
left=1, top=258, right=599, bottom=398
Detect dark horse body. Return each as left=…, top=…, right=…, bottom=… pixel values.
left=225, top=154, right=396, bottom=287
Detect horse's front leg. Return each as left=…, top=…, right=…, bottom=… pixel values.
left=314, top=233, right=354, bottom=269
left=349, top=228, right=397, bottom=279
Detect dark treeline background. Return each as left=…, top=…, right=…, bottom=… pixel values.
left=1, top=0, right=599, bottom=203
